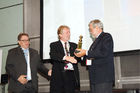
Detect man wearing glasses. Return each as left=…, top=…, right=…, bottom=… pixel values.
left=6, top=33, right=51, bottom=93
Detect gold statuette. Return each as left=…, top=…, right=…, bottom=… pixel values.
left=75, top=35, right=83, bottom=53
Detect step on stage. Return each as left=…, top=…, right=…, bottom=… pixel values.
left=77, top=89, right=140, bottom=93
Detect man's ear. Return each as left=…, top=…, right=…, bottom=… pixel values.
left=18, top=41, right=20, bottom=45
left=59, top=34, right=62, bottom=38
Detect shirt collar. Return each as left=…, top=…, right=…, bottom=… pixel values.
left=96, top=32, right=102, bottom=38
left=21, top=47, right=29, bottom=52
left=60, top=40, right=69, bottom=45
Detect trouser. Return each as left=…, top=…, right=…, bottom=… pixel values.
left=50, top=70, right=75, bottom=93
left=10, top=81, right=36, bottom=93
left=90, top=82, right=113, bottom=93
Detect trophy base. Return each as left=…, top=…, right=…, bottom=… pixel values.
left=75, top=50, right=80, bottom=53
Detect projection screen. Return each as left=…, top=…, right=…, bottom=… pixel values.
left=40, top=0, right=140, bottom=60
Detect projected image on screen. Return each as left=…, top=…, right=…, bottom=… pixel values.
left=42, top=0, right=86, bottom=59
left=103, top=0, right=140, bottom=53
left=119, top=0, right=140, bottom=52
left=41, top=0, right=140, bottom=60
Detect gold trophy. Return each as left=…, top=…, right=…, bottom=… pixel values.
left=75, top=35, right=83, bottom=53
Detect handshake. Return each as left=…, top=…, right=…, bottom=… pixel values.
left=65, top=49, right=86, bottom=64
left=66, top=35, right=86, bottom=63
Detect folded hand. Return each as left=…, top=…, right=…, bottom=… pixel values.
left=65, top=56, right=77, bottom=64
left=18, top=75, right=28, bottom=84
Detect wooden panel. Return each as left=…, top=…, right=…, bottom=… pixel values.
left=23, top=0, right=40, bottom=37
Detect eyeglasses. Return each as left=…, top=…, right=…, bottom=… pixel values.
left=20, top=40, right=30, bottom=42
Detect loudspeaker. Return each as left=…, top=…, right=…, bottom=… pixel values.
left=1, top=74, right=8, bottom=84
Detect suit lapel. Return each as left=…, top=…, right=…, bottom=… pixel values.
left=29, top=48, right=33, bottom=64
left=58, top=41, right=75, bottom=56
left=17, top=47, right=27, bottom=63
left=89, top=32, right=104, bottom=51
left=58, top=40, right=65, bottom=56
left=69, top=42, right=74, bottom=56
left=17, top=47, right=27, bottom=73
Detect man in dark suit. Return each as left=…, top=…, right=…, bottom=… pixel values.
left=75, top=19, right=115, bottom=93
left=6, top=33, right=51, bottom=93
left=49, top=25, right=80, bottom=93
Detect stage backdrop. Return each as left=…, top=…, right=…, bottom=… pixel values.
left=41, top=0, right=140, bottom=60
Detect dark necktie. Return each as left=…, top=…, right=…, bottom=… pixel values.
left=64, top=42, right=69, bottom=56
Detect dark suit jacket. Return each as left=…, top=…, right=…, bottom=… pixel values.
left=86, top=32, right=115, bottom=84
left=6, top=46, right=49, bottom=92
left=49, top=40, right=80, bottom=91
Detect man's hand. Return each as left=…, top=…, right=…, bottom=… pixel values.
left=17, top=75, right=28, bottom=84
left=74, top=49, right=86, bottom=57
left=65, top=56, right=77, bottom=64
left=48, top=69, right=52, bottom=76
